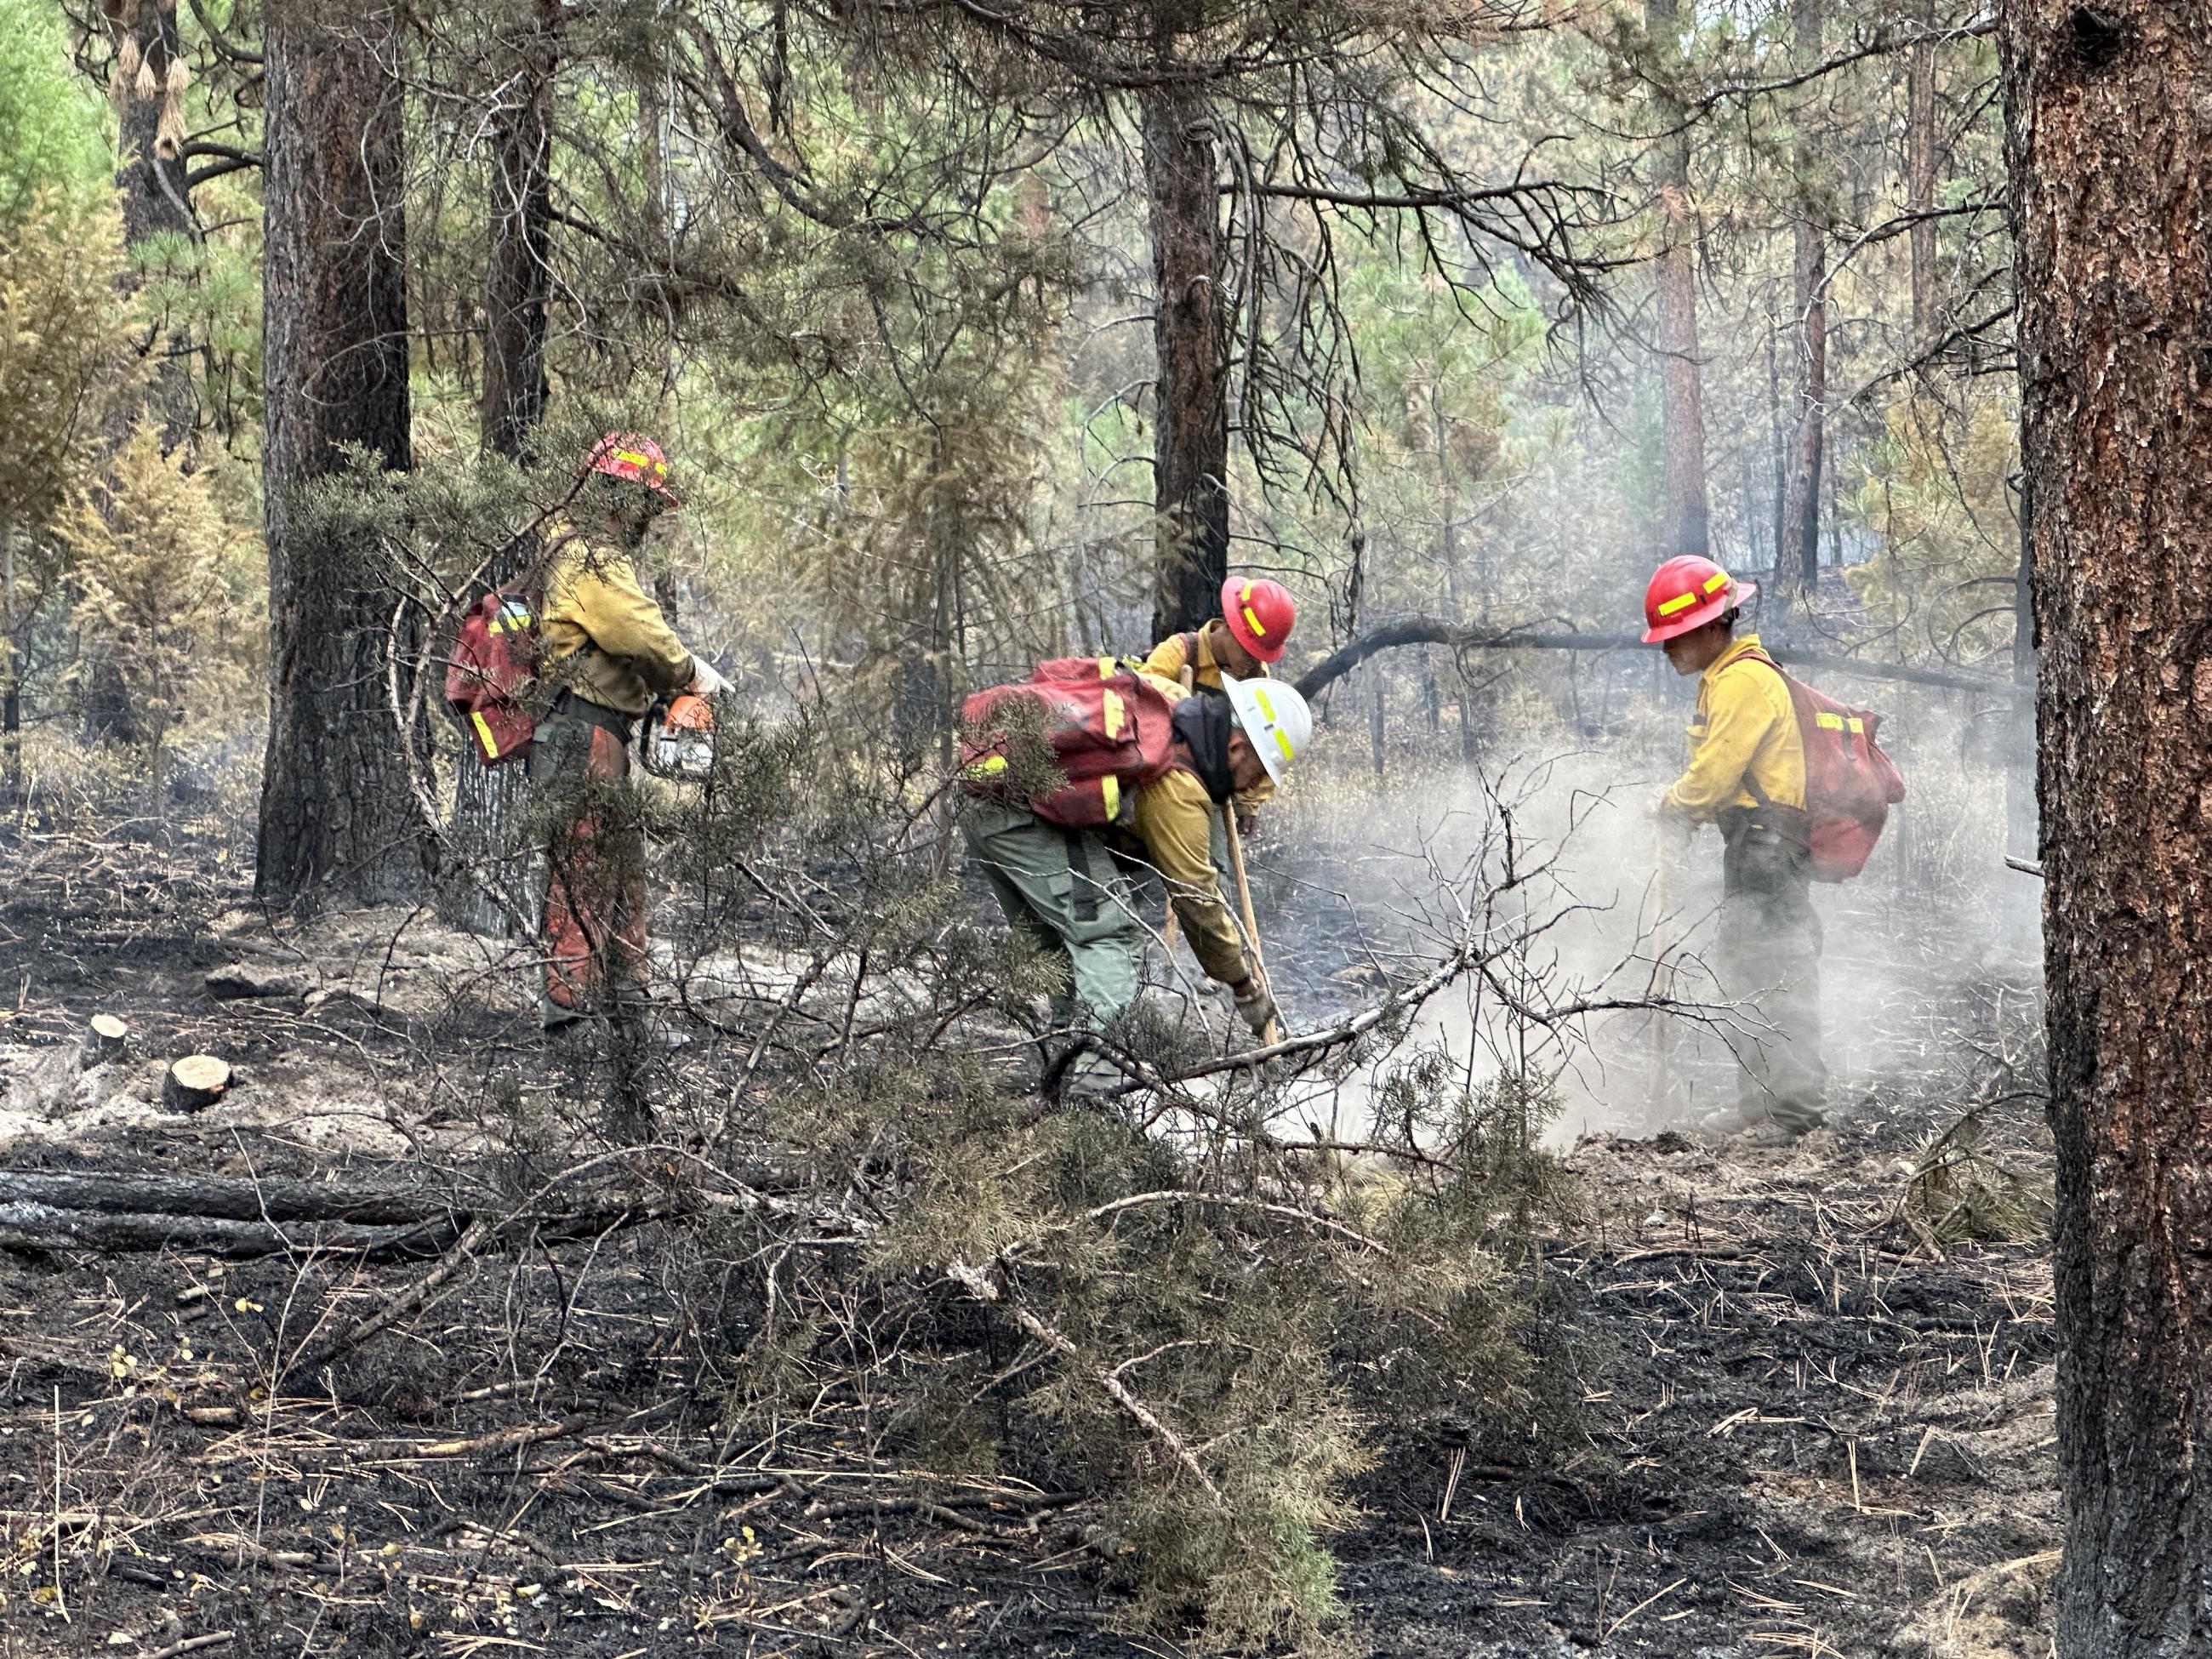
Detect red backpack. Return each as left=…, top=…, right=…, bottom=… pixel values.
left=960, top=658, right=1177, bottom=828
left=444, top=588, right=541, bottom=767
left=1744, top=649, right=1907, bottom=881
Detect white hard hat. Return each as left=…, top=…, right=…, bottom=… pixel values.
left=1222, top=676, right=1312, bottom=787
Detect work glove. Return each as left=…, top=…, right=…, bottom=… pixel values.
left=687, top=658, right=733, bottom=698
left=1650, top=784, right=1681, bottom=820
left=1231, top=976, right=1279, bottom=1038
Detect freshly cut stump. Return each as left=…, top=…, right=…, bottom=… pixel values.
left=78, top=1015, right=128, bottom=1069
left=162, top=1055, right=231, bottom=1113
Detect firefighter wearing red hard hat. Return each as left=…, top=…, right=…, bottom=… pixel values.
left=1143, top=577, right=1297, bottom=827
left=1644, top=556, right=1825, bottom=1137
left=530, top=432, right=730, bottom=1036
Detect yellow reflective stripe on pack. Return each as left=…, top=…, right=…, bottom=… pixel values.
left=1102, top=689, right=1126, bottom=738
left=1101, top=775, right=1120, bottom=819
left=1098, top=657, right=1116, bottom=678
left=487, top=611, right=532, bottom=635
left=470, top=710, right=501, bottom=761
left=1814, top=710, right=1867, bottom=735
left=1655, top=590, right=1700, bottom=616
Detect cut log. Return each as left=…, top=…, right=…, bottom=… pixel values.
left=162, top=1056, right=231, bottom=1114
left=78, top=1015, right=128, bottom=1070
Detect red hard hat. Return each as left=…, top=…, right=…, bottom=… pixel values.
left=1641, top=556, right=1753, bottom=643
left=584, top=432, right=681, bottom=506
left=1221, top=577, right=1296, bottom=664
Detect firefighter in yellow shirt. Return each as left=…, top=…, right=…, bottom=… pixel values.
left=1142, top=577, right=1297, bottom=824
left=531, top=433, right=730, bottom=1035
left=962, top=671, right=1313, bottom=1097
left=1642, top=556, right=1824, bottom=1135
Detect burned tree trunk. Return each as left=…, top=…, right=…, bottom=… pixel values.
left=2004, top=2, right=2212, bottom=1650
left=1646, top=0, right=1710, bottom=560
left=450, top=0, right=560, bottom=938
left=255, top=0, right=426, bottom=908
left=1778, top=0, right=1827, bottom=600
left=1143, top=18, right=1230, bottom=639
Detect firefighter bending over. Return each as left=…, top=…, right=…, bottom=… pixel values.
left=1143, top=577, right=1297, bottom=829
left=532, top=433, right=730, bottom=1035
left=1643, top=556, right=1826, bottom=1136
left=963, top=666, right=1313, bottom=1096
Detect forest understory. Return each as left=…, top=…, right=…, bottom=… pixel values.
left=0, top=815, right=2055, bottom=1659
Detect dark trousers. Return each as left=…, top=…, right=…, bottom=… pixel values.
left=528, top=704, right=647, bottom=1026
left=1716, top=829, right=1827, bottom=1131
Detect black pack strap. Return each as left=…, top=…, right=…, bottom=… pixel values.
left=1063, top=829, right=1100, bottom=922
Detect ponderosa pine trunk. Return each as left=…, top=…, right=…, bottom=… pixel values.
left=1778, top=0, right=1827, bottom=600
left=1646, top=0, right=1711, bottom=560
left=1143, top=14, right=1230, bottom=640
left=255, top=0, right=425, bottom=909
left=2003, top=3, right=2212, bottom=1650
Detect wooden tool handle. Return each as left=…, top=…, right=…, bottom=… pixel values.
left=1223, top=807, right=1282, bottom=1045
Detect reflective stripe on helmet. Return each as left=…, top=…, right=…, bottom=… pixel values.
left=1239, top=584, right=1268, bottom=638
left=1655, top=590, right=1700, bottom=616
left=1703, top=570, right=1730, bottom=595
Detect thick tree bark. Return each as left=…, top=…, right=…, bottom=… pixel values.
left=2003, top=3, right=2212, bottom=1650
left=1646, top=0, right=1711, bottom=559
left=1143, top=31, right=1230, bottom=639
left=256, top=0, right=427, bottom=909
left=1778, top=0, right=1827, bottom=600
left=1907, top=0, right=1940, bottom=348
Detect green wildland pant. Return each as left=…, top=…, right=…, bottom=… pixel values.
left=1716, top=828, right=1827, bottom=1132
left=963, top=799, right=1143, bottom=1075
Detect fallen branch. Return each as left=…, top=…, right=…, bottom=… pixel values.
left=946, top=1259, right=1224, bottom=1507
left=1086, top=1190, right=1390, bottom=1253
left=282, top=1217, right=495, bottom=1379
left=1293, top=617, right=2011, bottom=700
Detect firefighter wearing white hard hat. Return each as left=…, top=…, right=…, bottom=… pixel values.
left=963, top=664, right=1312, bottom=1097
